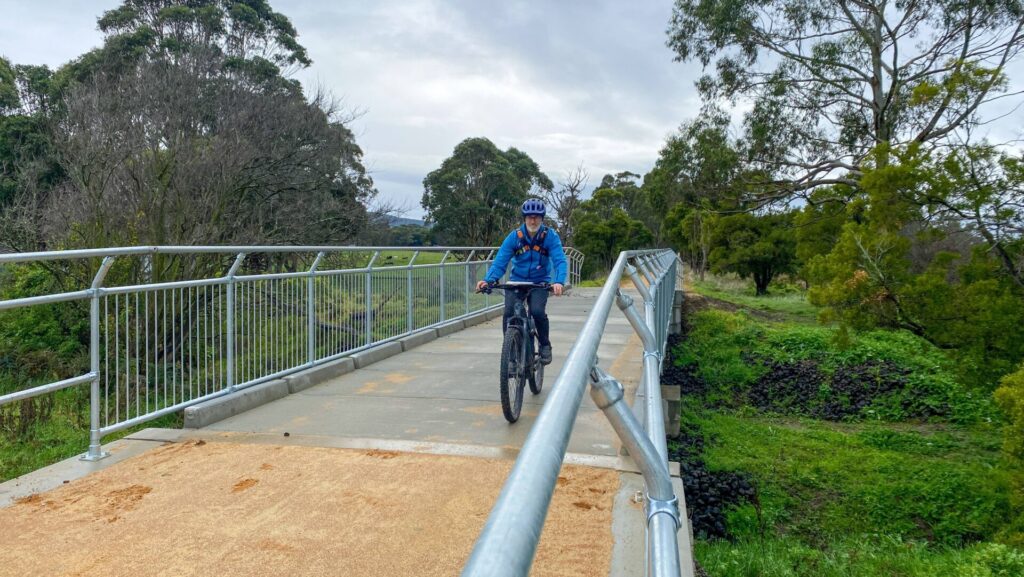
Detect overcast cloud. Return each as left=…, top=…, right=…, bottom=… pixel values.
left=2, top=1, right=1022, bottom=218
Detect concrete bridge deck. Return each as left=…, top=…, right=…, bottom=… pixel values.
left=0, top=288, right=692, bottom=577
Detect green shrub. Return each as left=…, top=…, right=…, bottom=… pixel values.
left=995, top=364, right=1024, bottom=462
left=958, top=543, right=1024, bottom=577
left=677, top=309, right=993, bottom=422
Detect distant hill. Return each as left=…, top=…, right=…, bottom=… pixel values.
left=385, top=215, right=429, bottom=228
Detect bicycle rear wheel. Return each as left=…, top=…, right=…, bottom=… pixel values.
left=500, top=327, right=526, bottom=423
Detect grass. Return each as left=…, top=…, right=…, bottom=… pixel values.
left=577, top=277, right=606, bottom=288
left=698, top=413, right=1012, bottom=546
left=0, top=388, right=183, bottom=482
left=677, top=274, right=1024, bottom=576
left=687, top=410, right=1024, bottom=576
left=690, top=273, right=820, bottom=324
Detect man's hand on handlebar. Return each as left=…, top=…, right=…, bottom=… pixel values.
left=475, top=280, right=563, bottom=295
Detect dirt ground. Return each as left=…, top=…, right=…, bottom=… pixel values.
left=0, top=440, right=619, bottom=577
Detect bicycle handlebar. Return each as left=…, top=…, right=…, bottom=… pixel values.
left=476, top=282, right=553, bottom=295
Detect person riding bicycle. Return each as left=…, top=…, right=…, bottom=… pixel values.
left=476, top=198, right=568, bottom=365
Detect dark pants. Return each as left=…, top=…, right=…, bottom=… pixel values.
left=503, top=288, right=550, bottom=347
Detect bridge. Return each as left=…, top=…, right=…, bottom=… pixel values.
left=0, top=246, right=693, bottom=576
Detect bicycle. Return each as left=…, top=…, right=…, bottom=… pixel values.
left=477, top=281, right=552, bottom=423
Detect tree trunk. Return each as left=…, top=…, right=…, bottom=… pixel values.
left=754, top=272, right=769, bottom=296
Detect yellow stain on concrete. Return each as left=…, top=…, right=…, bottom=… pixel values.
left=384, top=373, right=414, bottom=385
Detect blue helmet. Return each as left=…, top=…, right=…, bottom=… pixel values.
left=521, top=198, right=546, bottom=217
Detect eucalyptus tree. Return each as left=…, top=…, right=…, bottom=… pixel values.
left=422, top=137, right=553, bottom=245
left=668, top=0, right=1024, bottom=202
left=33, top=0, right=376, bottom=260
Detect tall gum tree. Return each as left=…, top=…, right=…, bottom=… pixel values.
left=667, top=0, right=1024, bottom=201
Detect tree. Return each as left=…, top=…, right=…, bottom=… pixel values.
left=667, top=0, right=1024, bottom=202
left=644, top=108, right=742, bottom=275
left=806, top=145, right=1024, bottom=386
left=421, top=137, right=552, bottom=245
left=644, top=109, right=740, bottom=218
left=0, top=57, right=18, bottom=114
left=709, top=212, right=797, bottom=295
left=92, top=0, right=309, bottom=91
left=47, top=56, right=373, bottom=252
left=792, top=186, right=863, bottom=284
left=663, top=203, right=717, bottom=280
left=572, top=188, right=655, bottom=277
left=0, top=61, right=64, bottom=251
left=1, top=1, right=377, bottom=266
left=542, top=163, right=588, bottom=246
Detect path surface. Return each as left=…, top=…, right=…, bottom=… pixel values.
left=201, top=288, right=643, bottom=458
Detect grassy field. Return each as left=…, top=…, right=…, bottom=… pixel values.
left=676, top=274, right=1024, bottom=577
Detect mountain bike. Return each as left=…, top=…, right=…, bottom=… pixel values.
left=478, top=282, right=551, bottom=423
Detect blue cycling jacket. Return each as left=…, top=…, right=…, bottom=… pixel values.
left=485, top=224, right=568, bottom=285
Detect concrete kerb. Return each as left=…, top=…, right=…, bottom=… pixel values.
left=463, top=312, right=488, bottom=327
left=398, top=329, right=439, bottom=352
left=184, top=379, right=289, bottom=429
left=285, top=357, right=356, bottom=394
left=181, top=307, right=496, bottom=429
left=436, top=319, right=467, bottom=337
left=351, top=341, right=404, bottom=369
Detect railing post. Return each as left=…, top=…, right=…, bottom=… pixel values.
left=638, top=256, right=657, bottom=286
left=589, top=365, right=682, bottom=577
left=307, top=252, right=324, bottom=365
left=465, top=250, right=475, bottom=316
left=225, top=253, right=246, bottom=392
left=439, top=250, right=450, bottom=322
left=483, top=250, right=495, bottom=308
left=408, top=251, right=419, bottom=332
left=83, top=256, right=116, bottom=461
left=366, top=251, right=379, bottom=347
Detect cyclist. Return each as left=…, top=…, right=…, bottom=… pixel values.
left=476, top=198, right=568, bottom=365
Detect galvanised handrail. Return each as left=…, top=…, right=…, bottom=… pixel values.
left=563, top=247, right=585, bottom=287
left=0, top=246, right=501, bottom=460
left=461, top=249, right=688, bottom=577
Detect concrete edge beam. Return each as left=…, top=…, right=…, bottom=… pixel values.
left=351, top=341, right=404, bottom=369
left=398, top=329, right=439, bottom=352
left=484, top=308, right=504, bottom=321
left=463, top=312, right=489, bottom=327
left=285, top=357, right=356, bottom=394
left=436, top=319, right=467, bottom=337
left=183, top=379, right=289, bottom=429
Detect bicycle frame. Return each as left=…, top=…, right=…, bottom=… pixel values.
left=506, top=289, right=540, bottom=366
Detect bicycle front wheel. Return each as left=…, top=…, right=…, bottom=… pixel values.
left=529, top=356, right=544, bottom=395
left=500, top=327, right=526, bottom=423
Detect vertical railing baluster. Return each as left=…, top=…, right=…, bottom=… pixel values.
left=408, top=251, right=419, bottom=332
left=225, top=253, right=245, bottom=392
left=439, top=251, right=450, bottom=323
left=307, top=252, right=324, bottom=364
left=84, top=256, right=115, bottom=461
left=465, top=250, right=475, bottom=316
left=365, top=251, right=379, bottom=347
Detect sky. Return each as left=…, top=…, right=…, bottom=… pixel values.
left=0, top=0, right=703, bottom=218
left=1, top=1, right=1022, bottom=219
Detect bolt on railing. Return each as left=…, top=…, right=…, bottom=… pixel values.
left=461, top=248, right=689, bottom=577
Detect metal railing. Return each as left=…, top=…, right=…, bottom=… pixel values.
left=564, top=246, right=584, bottom=287
left=461, top=249, right=687, bottom=577
left=0, top=245, right=517, bottom=460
